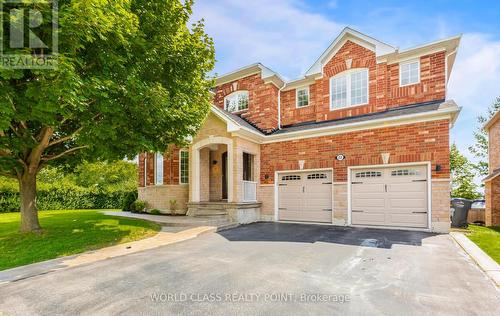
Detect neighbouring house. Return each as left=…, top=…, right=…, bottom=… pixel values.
left=484, top=110, right=500, bottom=227
left=138, top=27, right=462, bottom=233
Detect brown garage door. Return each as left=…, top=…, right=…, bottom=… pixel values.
left=351, top=165, right=428, bottom=228
left=278, top=171, right=332, bottom=223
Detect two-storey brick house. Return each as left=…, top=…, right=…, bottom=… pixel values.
left=484, top=110, right=500, bottom=226
left=138, top=27, right=461, bottom=233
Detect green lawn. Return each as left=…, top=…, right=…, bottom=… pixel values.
left=0, top=210, right=160, bottom=271
left=466, top=225, right=500, bottom=264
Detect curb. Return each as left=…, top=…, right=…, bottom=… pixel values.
left=450, top=232, right=500, bottom=287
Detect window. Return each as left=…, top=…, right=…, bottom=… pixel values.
left=224, top=91, right=249, bottom=112
left=179, top=150, right=189, bottom=184
left=155, top=153, right=163, bottom=185
left=144, top=156, right=147, bottom=186
left=399, top=60, right=420, bottom=86
left=282, top=175, right=301, bottom=181
left=243, top=152, right=254, bottom=181
left=391, top=169, right=419, bottom=176
left=307, top=173, right=327, bottom=180
left=355, top=171, right=381, bottom=178
left=296, top=87, right=309, bottom=108
left=330, top=68, right=368, bottom=109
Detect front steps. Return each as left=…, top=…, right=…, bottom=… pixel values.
left=187, top=201, right=262, bottom=224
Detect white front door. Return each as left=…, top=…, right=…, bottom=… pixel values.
left=278, top=171, right=332, bottom=223
left=350, top=165, right=428, bottom=228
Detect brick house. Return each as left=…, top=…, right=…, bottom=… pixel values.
left=138, top=27, right=461, bottom=233
left=484, top=110, right=500, bottom=226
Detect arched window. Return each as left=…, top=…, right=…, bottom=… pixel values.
left=224, top=91, right=249, bottom=112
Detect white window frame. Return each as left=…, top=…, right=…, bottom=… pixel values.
left=179, top=149, right=189, bottom=185
left=329, top=68, right=369, bottom=110
left=155, top=153, right=163, bottom=185
left=399, top=59, right=420, bottom=87
left=224, top=90, right=249, bottom=113
left=296, top=86, right=310, bottom=108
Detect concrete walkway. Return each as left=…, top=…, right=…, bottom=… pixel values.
left=103, top=211, right=238, bottom=229
left=0, top=225, right=215, bottom=284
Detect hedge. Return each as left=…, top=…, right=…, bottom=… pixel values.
left=0, top=181, right=136, bottom=213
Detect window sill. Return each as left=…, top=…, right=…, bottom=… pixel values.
left=329, top=101, right=369, bottom=111
left=399, top=81, right=420, bottom=88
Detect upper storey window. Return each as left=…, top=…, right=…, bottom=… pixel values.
left=224, top=91, right=249, bottom=112
left=330, top=68, right=368, bottom=110
left=399, top=59, right=420, bottom=86
left=296, top=87, right=309, bottom=108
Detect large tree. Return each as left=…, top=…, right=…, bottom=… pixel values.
left=469, top=98, right=500, bottom=176
left=0, top=0, right=215, bottom=232
left=450, top=144, right=481, bottom=200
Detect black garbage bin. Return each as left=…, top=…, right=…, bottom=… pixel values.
left=450, top=198, right=472, bottom=228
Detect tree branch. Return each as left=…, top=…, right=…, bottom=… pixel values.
left=41, top=145, right=88, bottom=162
left=47, top=126, right=84, bottom=148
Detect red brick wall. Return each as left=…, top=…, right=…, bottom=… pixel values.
left=488, top=118, right=500, bottom=171
left=279, top=41, right=446, bottom=126
left=260, top=119, right=450, bottom=183
left=138, top=147, right=182, bottom=187
left=213, top=73, right=279, bottom=133
left=485, top=178, right=500, bottom=227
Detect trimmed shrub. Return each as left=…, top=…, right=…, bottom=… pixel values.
left=149, top=209, right=161, bottom=215
left=131, top=200, right=147, bottom=213
left=122, top=191, right=138, bottom=212
left=0, top=181, right=136, bottom=212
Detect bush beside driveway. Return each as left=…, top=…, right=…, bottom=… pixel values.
left=0, top=210, right=160, bottom=271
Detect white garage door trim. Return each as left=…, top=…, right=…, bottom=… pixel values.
left=274, top=168, right=334, bottom=224
left=347, top=162, right=432, bottom=231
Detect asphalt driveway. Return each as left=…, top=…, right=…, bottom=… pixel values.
left=0, top=222, right=499, bottom=315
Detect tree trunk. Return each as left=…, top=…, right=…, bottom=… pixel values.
left=19, top=172, right=42, bottom=233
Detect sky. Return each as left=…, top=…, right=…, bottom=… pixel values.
left=191, top=0, right=500, bottom=180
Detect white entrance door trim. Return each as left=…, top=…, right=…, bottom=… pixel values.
left=274, top=168, right=334, bottom=224
left=347, top=161, right=432, bottom=230
left=192, top=136, right=234, bottom=202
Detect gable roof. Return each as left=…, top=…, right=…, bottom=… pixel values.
left=214, top=63, right=285, bottom=88
left=305, top=27, right=397, bottom=76
left=484, top=109, right=500, bottom=132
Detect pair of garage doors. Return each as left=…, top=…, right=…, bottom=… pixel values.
left=277, top=165, right=429, bottom=229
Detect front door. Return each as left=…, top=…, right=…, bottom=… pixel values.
left=222, top=152, right=228, bottom=200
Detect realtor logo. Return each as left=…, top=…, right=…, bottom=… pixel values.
left=0, top=0, right=58, bottom=69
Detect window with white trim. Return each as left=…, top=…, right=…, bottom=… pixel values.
left=155, top=153, right=163, bottom=185
left=296, top=87, right=309, bottom=108
left=399, top=60, right=420, bottom=86
left=224, top=91, right=249, bottom=112
left=179, top=150, right=189, bottom=184
left=391, top=169, right=420, bottom=176
left=307, top=173, right=327, bottom=180
left=355, top=171, right=381, bottom=178
left=330, top=68, right=368, bottom=110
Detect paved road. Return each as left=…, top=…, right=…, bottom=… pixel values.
left=0, top=223, right=499, bottom=315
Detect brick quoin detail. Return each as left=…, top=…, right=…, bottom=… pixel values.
left=138, top=147, right=182, bottom=187
left=260, top=119, right=450, bottom=183
left=280, top=40, right=446, bottom=126
left=213, top=73, right=279, bottom=133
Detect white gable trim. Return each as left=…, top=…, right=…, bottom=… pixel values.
left=305, top=27, right=396, bottom=76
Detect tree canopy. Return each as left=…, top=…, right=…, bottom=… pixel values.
left=450, top=144, right=481, bottom=200
left=469, top=97, right=500, bottom=176
left=0, top=0, right=215, bottom=231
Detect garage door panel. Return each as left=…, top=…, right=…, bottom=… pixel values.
left=388, top=198, right=427, bottom=209
left=352, top=197, right=385, bottom=208
left=278, top=171, right=332, bottom=223
left=352, top=183, right=384, bottom=193
left=386, top=213, right=427, bottom=227
left=352, top=212, right=385, bottom=225
left=351, top=165, right=429, bottom=229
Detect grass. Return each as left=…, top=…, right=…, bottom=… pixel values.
left=466, top=225, right=500, bottom=264
left=0, top=210, right=160, bottom=271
